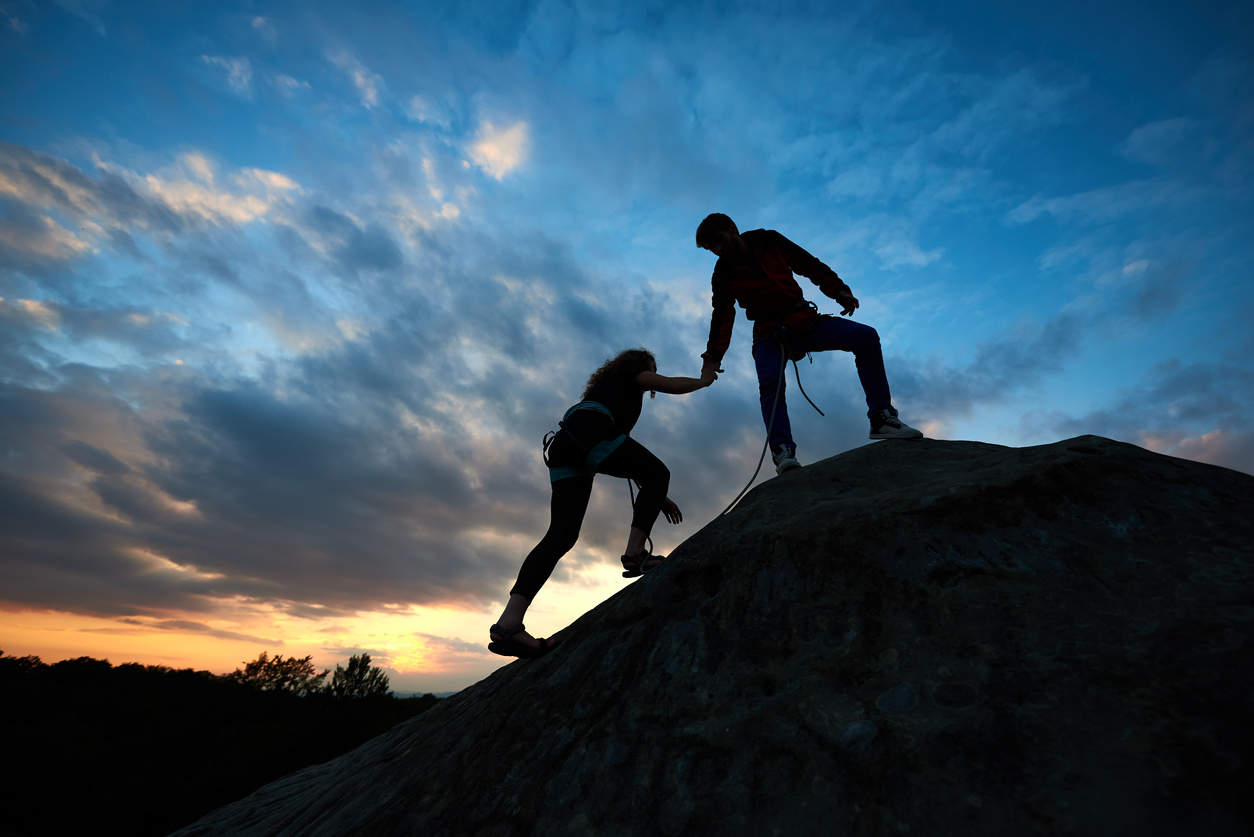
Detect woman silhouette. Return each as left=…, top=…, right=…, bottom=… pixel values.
left=489, top=348, right=716, bottom=658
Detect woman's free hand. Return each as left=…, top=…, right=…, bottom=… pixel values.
left=662, top=498, right=683, bottom=524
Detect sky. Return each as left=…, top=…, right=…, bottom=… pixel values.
left=1, top=0, right=1251, bottom=692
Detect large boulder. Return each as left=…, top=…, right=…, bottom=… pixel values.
left=172, top=436, right=1253, bottom=836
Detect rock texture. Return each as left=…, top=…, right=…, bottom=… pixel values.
left=172, top=436, right=1254, bottom=836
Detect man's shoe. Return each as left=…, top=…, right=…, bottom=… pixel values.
left=772, top=444, right=802, bottom=475
left=869, top=407, right=923, bottom=440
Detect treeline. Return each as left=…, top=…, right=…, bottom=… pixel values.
left=0, top=650, right=442, bottom=837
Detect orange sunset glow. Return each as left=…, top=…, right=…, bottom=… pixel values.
left=4, top=551, right=633, bottom=693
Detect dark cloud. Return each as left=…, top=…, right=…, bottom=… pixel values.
left=1040, top=357, right=1254, bottom=476
left=888, top=309, right=1086, bottom=421
left=94, top=618, right=280, bottom=645
left=1125, top=261, right=1186, bottom=321
left=0, top=141, right=183, bottom=237
left=61, top=440, right=131, bottom=475
left=305, top=206, right=403, bottom=276
left=886, top=255, right=1197, bottom=425
left=0, top=204, right=757, bottom=620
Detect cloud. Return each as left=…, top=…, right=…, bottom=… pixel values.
left=328, top=50, right=384, bottom=108
left=0, top=163, right=767, bottom=626
left=873, top=228, right=943, bottom=269
left=0, top=206, right=92, bottom=265
left=5, top=8, right=29, bottom=36
left=52, top=0, right=106, bottom=35
left=0, top=297, right=61, bottom=330
left=415, top=633, right=491, bottom=657
left=889, top=309, right=1088, bottom=424
left=929, top=68, right=1076, bottom=161
left=468, top=120, right=530, bottom=179
left=273, top=74, right=310, bottom=95
left=0, top=143, right=300, bottom=274
left=1006, top=177, right=1213, bottom=226
left=302, top=205, right=403, bottom=276
left=0, top=141, right=176, bottom=233
left=251, top=15, right=277, bottom=42
left=884, top=248, right=1199, bottom=430
left=0, top=147, right=653, bottom=620
left=201, top=55, right=254, bottom=98
left=1036, top=357, right=1254, bottom=476
left=1167, top=429, right=1254, bottom=475
left=62, top=439, right=131, bottom=475
left=405, top=95, right=452, bottom=129
left=1121, top=117, right=1193, bottom=166
left=91, top=618, right=279, bottom=645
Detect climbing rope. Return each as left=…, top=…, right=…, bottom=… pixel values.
left=718, top=342, right=788, bottom=517
left=718, top=333, right=825, bottom=517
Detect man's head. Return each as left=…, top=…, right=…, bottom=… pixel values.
left=695, top=213, right=741, bottom=257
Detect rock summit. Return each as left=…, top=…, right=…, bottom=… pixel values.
left=173, top=436, right=1253, bottom=836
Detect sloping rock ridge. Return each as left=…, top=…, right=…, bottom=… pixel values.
left=172, top=436, right=1253, bottom=836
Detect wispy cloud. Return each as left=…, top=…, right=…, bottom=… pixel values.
left=273, top=74, right=310, bottom=95
left=251, top=15, right=277, bottom=42
left=1121, top=117, right=1194, bottom=166
left=52, top=0, right=107, bottom=35
left=328, top=49, right=383, bottom=108
left=201, top=55, right=254, bottom=98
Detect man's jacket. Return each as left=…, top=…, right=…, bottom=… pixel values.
left=702, top=229, right=849, bottom=365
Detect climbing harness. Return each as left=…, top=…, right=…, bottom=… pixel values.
left=541, top=402, right=654, bottom=553
left=718, top=328, right=826, bottom=517
left=542, top=401, right=626, bottom=483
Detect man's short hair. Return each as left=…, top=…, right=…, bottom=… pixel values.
left=695, top=213, right=736, bottom=247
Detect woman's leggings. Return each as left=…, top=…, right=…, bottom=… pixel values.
left=510, top=437, right=670, bottom=600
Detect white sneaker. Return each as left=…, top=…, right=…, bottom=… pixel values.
left=772, top=444, right=802, bottom=475
left=869, top=407, right=923, bottom=440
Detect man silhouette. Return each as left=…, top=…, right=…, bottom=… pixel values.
left=696, top=213, right=923, bottom=474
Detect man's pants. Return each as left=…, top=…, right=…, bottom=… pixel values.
left=753, top=316, right=892, bottom=451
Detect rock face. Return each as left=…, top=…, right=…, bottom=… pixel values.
left=172, top=436, right=1254, bottom=837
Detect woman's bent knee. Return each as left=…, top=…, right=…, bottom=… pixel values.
left=646, top=462, right=671, bottom=491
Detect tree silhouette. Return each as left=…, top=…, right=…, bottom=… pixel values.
left=327, top=653, right=391, bottom=699
left=0, top=649, right=440, bottom=837
left=228, top=651, right=328, bottom=695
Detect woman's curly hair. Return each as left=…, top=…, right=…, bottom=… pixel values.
left=581, top=348, right=656, bottom=400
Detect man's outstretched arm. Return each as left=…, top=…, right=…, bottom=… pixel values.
left=701, top=276, right=735, bottom=373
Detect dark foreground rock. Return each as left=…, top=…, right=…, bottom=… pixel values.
left=171, top=436, right=1253, bottom=837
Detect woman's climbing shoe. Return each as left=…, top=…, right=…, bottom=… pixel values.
left=488, top=623, right=553, bottom=659
left=621, top=549, right=665, bottom=578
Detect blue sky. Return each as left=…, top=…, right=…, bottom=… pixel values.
left=2, top=0, right=1251, bottom=689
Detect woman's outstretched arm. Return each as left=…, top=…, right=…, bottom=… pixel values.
left=635, top=368, right=717, bottom=395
